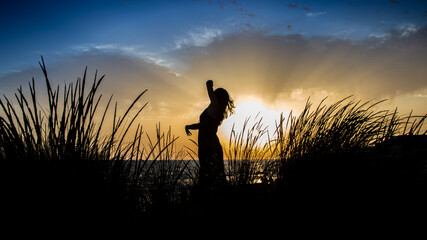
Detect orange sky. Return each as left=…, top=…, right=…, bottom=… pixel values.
left=1, top=29, right=427, bottom=155
left=1, top=1, right=427, bottom=158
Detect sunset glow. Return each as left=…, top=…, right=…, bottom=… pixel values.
left=220, top=97, right=288, bottom=144
left=0, top=0, right=426, bottom=149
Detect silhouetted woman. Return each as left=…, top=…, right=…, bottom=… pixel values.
left=185, top=80, right=234, bottom=193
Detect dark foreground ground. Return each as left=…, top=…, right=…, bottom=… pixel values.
left=1, top=135, right=426, bottom=239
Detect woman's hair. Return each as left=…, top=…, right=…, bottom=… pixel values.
left=214, top=88, right=235, bottom=123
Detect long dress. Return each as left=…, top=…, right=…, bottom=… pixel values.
left=198, top=109, right=226, bottom=190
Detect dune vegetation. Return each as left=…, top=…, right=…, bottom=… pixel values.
left=1, top=58, right=426, bottom=238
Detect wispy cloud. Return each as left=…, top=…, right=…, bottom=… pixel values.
left=70, top=43, right=174, bottom=68
left=71, top=43, right=145, bottom=55
left=397, top=23, right=419, bottom=37
left=306, top=11, right=327, bottom=17
left=368, top=32, right=392, bottom=44
left=174, top=27, right=222, bottom=49
left=414, top=93, right=427, bottom=98
left=368, top=22, right=419, bottom=45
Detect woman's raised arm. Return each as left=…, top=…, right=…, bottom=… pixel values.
left=206, top=80, right=218, bottom=106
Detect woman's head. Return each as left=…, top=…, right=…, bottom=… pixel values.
left=214, top=88, right=235, bottom=123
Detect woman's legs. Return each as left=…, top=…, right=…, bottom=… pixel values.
left=198, top=134, right=226, bottom=191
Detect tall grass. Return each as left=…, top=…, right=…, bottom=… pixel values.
left=223, top=97, right=426, bottom=185
left=142, top=124, right=192, bottom=208
left=270, top=97, right=427, bottom=216
left=275, top=97, right=396, bottom=162
left=274, top=97, right=426, bottom=161
left=0, top=57, right=148, bottom=162
left=1, top=58, right=426, bottom=230
left=225, top=115, right=278, bottom=185
left=0, top=57, right=191, bottom=230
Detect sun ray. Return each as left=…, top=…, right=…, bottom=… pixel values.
left=220, top=96, right=289, bottom=145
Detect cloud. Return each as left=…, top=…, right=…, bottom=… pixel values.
left=397, top=23, right=418, bottom=37
left=70, top=43, right=173, bottom=68
left=175, top=25, right=427, bottom=109
left=174, top=27, right=222, bottom=49
left=306, top=11, right=327, bottom=17
left=368, top=32, right=392, bottom=43
left=71, top=43, right=144, bottom=55
left=368, top=23, right=421, bottom=45
left=2, top=25, right=426, bottom=142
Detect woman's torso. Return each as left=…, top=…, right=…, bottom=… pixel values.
left=199, top=107, right=221, bottom=136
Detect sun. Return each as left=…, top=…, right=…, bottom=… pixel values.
left=219, top=96, right=287, bottom=145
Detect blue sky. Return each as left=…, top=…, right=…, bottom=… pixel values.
left=1, top=0, right=426, bottom=75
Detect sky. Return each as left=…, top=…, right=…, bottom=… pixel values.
left=1, top=0, right=427, bottom=148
